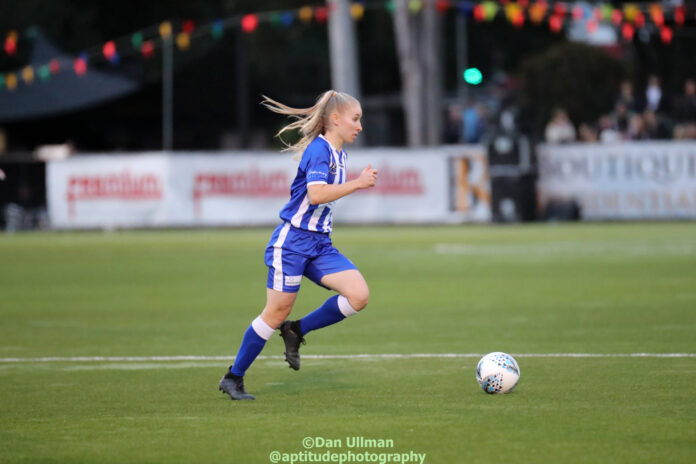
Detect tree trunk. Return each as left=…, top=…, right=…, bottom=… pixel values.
left=393, top=0, right=424, bottom=146
left=422, top=0, right=442, bottom=146
left=327, top=0, right=363, bottom=145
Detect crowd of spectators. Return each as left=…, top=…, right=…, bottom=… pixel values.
left=545, top=75, right=696, bottom=144
left=444, top=100, right=490, bottom=144
left=444, top=71, right=522, bottom=145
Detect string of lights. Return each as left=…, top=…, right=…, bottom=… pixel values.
left=0, top=1, right=693, bottom=93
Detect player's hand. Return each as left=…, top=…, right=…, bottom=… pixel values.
left=357, top=164, right=378, bottom=189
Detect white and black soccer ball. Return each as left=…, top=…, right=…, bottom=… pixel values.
left=476, top=352, right=520, bottom=394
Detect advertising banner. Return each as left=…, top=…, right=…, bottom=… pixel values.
left=47, top=147, right=491, bottom=228
left=167, top=155, right=295, bottom=226
left=537, top=143, right=696, bottom=219
left=47, top=154, right=168, bottom=228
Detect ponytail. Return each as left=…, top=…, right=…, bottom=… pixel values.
left=262, top=90, right=358, bottom=160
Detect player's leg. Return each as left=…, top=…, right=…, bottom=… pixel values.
left=220, top=290, right=297, bottom=400
left=297, top=269, right=368, bottom=336
left=231, top=289, right=297, bottom=376
left=318, top=269, right=369, bottom=312
left=220, top=224, right=306, bottom=400
left=279, top=251, right=366, bottom=370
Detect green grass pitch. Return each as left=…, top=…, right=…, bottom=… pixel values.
left=1, top=223, right=695, bottom=463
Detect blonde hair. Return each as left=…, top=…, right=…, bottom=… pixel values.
left=262, top=90, right=359, bottom=159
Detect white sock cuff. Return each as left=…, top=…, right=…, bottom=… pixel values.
left=251, top=316, right=275, bottom=340
left=337, top=295, right=358, bottom=317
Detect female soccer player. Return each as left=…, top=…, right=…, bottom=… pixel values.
left=219, top=90, right=378, bottom=400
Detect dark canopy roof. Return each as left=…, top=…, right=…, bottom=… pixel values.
left=0, top=30, right=141, bottom=122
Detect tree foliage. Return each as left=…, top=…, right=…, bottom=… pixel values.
left=518, top=42, right=628, bottom=135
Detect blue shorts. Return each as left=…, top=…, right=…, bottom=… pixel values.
left=265, top=223, right=357, bottom=293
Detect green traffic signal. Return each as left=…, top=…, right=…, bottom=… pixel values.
left=463, top=67, right=483, bottom=85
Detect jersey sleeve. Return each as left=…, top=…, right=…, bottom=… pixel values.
left=303, top=143, right=330, bottom=186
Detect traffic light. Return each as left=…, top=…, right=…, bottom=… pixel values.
left=463, top=67, right=483, bottom=85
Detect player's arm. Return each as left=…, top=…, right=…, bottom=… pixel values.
left=307, top=164, right=378, bottom=205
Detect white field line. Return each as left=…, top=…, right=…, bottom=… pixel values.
left=434, top=242, right=696, bottom=256
left=0, top=353, right=695, bottom=363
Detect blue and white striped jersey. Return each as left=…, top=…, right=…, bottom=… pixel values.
left=279, top=135, right=347, bottom=234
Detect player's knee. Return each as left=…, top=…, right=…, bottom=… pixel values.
left=271, top=300, right=294, bottom=316
left=263, top=300, right=294, bottom=327
left=347, top=286, right=369, bottom=312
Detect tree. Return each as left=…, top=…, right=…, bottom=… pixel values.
left=392, top=0, right=442, bottom=146
left=327, top=0, right=361, bottom=98
left=518, top=42, right=628, bottom=136
left=327, top=0, right=362, bottom=145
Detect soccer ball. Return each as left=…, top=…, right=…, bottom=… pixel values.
left=476, top=352, right=520, bottom=394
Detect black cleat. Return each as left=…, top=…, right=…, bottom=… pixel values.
left=279, top=320, right=305, bottom=370
left=219, top=370, right=255, bottom=400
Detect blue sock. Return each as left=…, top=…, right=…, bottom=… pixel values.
left=299, top=295, right=347, bottom=335
left=230, top=317, right=274, bottom=377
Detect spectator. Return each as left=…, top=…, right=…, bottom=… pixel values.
left=628, top=113, right=649, bottom=140
left=674, top=79, right=696, bottom=121
left=674, top=121, right=696, bottom=139
left=616, top=80, right=639, bottom=113
left=673, top=79, right=696, bottom=139
left=577, top=123, right=598, bottom=142
left=599, top=114, right=621, bottom=143
left=613, top=101, right=631, bottom=138
left=643, top=74, right=667, bottom=113
left=545, top=108, right=576, bottom=144
left=642, top=110, right=671, bottom=140
left=463, top=103, right=488, bottom=143
left=444, top=103, right=464, bottom=144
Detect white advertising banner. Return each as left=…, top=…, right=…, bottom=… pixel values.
left=170, top=151, right=452, bottom=225
left=537, top=142, right=696, bottom=219
left=167, top=155, right=295, bottom=226
left=334, top=150, right=450, bottom=223
left=47, top=147, right=491, bottom=228
left=47, top=155, right=168, bottom=228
